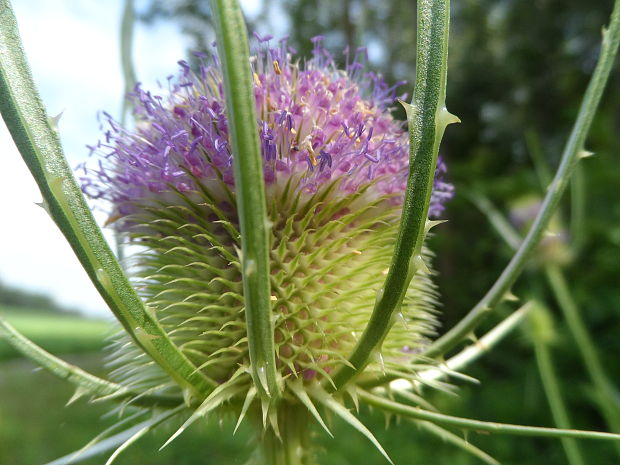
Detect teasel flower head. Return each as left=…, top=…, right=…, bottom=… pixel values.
left=80, top=35, right=453, bottom=462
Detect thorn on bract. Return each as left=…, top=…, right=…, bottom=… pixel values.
left=48, top=110, right=64, bottom=131
left=437, top=108, right=461, bottom=128
left=502, top=290, right=519, bottom=302
left=35, top=200, right=51, bottom=215
left=413, top=254, right=430, bottom=274
left=397, top=99, right=417, bottom=120
left=578, top=149, right=595, bottom=159
left=244, top=258, right=256, bottom=276
left=66, top=386, right=88, bottom=405
left=424, top=219, right=448, bottom=234
left=49, top=175, right=66, bottom=197
left=96, top=268, right=112, bottom=288
left=182, top=388, right=194, bottom=407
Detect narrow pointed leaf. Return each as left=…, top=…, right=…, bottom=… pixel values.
left=333, top=0, right=455, bottom=390
left=45, top=407, right=183, bottom=465
left=208, top=0, right=279, bottom=400
left=426, top=0, right=620, bottom=357
left=360, top=390, right=620, bottom=442
left=104, top=407, right=184, bottom=465
left=290, top=381, right=333, bottom=438
left=0, top=0, right=215, bottom=395
left=310, top=387, right=393, bottom=464
left=414, top=420, right=499, bottom=465
left=161, top=381, right=247, bottom=449
left=0, top=316, right=183, bottom=408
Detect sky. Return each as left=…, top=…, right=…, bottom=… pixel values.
left=0, top=1, right=191, bottom=316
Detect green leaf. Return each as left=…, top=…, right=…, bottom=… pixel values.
left=209, top=0, right=280, bottom=400
left=310, top=386, right=393, bottom=464
left=0, top=316, right=184, bottom=408
left=414, top=420, right=499, bottom=465
left=46, top=406, right=184, bottom=465
left=332, top=0, right=457, bottom=390
left=426, top=0, right=620, bottom=358
left=531, top=304, right=586, bottom=465
left=0, top=0, right=214, bottom=396
left=359, top=390, right=620, bottom=442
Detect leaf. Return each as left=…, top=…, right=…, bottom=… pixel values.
left=332, top=0, right=455, bottom=390
left=0, top=316, right=182, bottom=408
left=0, top=0, right=215, bottom=396
left=414, top=420, right=499, bottom=465
left=45, top=407, right=184, bottom=465
left=209, top=0, right=279, bottom=400
left=310, top=386, right=393, bottom=464
left=359, top=390, right=620, bottom=442
left=289, top=380, right=333, bottom=438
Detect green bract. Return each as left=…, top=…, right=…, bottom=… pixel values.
left=1, top=0, right=620, bottom=464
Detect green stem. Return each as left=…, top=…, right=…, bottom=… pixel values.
left=470, top=193, right=620, bottom=447
left=332, top=0, right=457, bottom=390
left=425, top=0, right=620, bottom=358
left=0, top=0, right=214, bottom=396
left=531, top=305, right=586, bottom=465
left=362, top=301, right=532, bottom=390
left=120, top=0, right=137, bottom=127
left=359, top=390, right=620, bottom=442
left=546, top=266, right=620, bottom=441
left=0, top=316, right=184, bottom=409
left=208, top=0, right=279, bottom=400
left=253, top=405, right=314, bottom=465
left=569, top=164, right=586, bottom=256
left=116, top=0, right=137, bottom=263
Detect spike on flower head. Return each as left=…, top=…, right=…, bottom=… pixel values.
left=81, top=36, right=453, bottom=455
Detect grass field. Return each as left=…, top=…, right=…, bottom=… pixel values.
left=0, top=305, right=112, bottom=360
left=0, top=306, right=609, bottom=464
left=0, top=354, right=479, bottom=465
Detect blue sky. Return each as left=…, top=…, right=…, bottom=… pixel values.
left=0, top=1, right=191, bottom=316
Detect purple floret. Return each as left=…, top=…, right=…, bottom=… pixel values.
left=80, top=36, right=453, bottom=222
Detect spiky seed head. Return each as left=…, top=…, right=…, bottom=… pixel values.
left=81, top=35, right=453, bottom=453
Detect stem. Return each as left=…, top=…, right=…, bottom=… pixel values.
left=120, top=0, right=137, bottom=127
left=209, top=0, right=279, bottom=400
left=569, top=164, right=586, bottom=256
left=425, top=0, right=620, bottom=358
left=546, top=265, right=620, bottom=442
left=116, top=0, right=137, bottom=263
left=0, top=316, right=184, bottom=409
left=470, top=193, right=620, bottom=446
left=363, top=301, right=532, bottom=390
left=531, top=305, right=586, bottom=465
left=253, top=405, right=313, bottom=465
left=360, top=390, right=620, bottom=442
left=332, top=0, right=457, bottom=390
left=0, top=0, right=214, bottom=396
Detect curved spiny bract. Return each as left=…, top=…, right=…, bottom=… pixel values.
left=82, top=35, right=452, bottom=460
left=110, top=174, right=440, bottom=398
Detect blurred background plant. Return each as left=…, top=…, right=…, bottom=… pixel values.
left=0, top=0, right=619, bottom=464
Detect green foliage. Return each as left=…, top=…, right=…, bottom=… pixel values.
left=0, top=306, right=110, bottom=360
left=2, top=1, right=620, bottom=464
